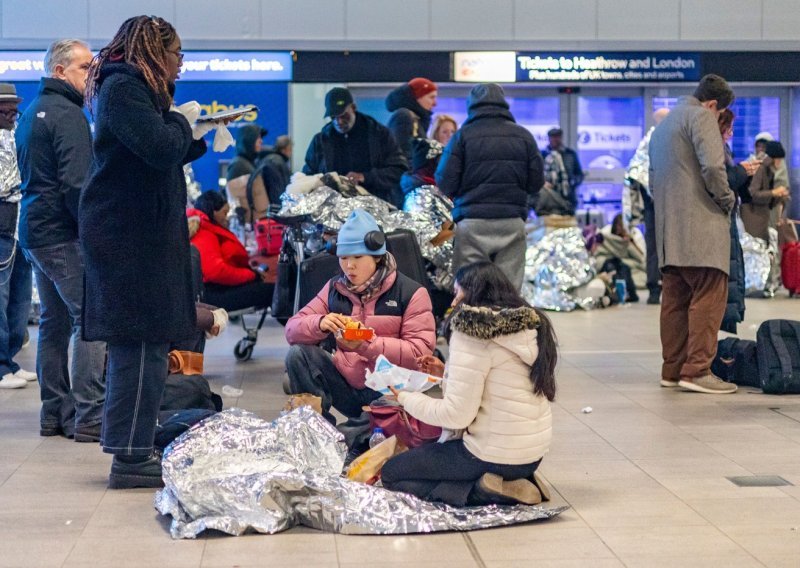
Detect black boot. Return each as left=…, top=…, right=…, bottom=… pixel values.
left=647, top=288, right=661, bottom=305
left=109, top=453, right=164, bottom=489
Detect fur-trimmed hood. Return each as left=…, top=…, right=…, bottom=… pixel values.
left=451, top=305, right=540, bottom=365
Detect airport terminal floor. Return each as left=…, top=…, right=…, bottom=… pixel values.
left=3, top=297, right=800, bottom=568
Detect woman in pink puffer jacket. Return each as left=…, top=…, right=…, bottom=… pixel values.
left=284, top=209, right=436, bottom=427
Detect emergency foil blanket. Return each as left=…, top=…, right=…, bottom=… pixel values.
left=155, top=407, right=566, bottom=538
left=279, top=186, right=454, bottom=290
left=523, top=227, right=595, bottom=312
left=0, top=129, right=21, bottom=201
left=740, top=229, right=773, bottom=294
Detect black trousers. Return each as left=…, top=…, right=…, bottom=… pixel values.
left=641, top=189, right=661, bottom=293
left=204, top=280, right=274, bottom=313
left=382, top=440, right=541, bottom=507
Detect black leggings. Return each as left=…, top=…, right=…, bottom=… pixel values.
left=203, top=281, right=274, bottom=313
left=381, top=440, right=541, bottom=507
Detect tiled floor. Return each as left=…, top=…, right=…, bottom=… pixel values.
left=2, top=297, right=800, bottom=567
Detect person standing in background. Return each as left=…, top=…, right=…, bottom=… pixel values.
left=537, top=127, right=583, bottom=216
left=16, top=39, right=107, bottom=440
left=0, top=83, right=33, bottom=391
left=649, top=74, right=737, bottom=394
left=386, top=77, right=438, bottom=164
left=304, top=87, right=406, bottom=207
left=625, top=108, right=669, bottom=305
left=436, top=83, right=543, bottom=291
left=81, top=15, right=207, bottom=488
left=430, top=114, right=457, bottom=147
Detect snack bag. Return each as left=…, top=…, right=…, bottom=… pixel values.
left=364, top=355, right=441, bottom=394
left=345, top=435, right=406, bottom=484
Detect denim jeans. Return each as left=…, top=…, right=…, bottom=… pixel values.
left=0, top=235, right=32, bottom=377
left=285, top=344, right=382, bottom=425
left=382, top=440, right=541, bottom=507
left=102, top=341, right=169, bottom=456
left=24, top=241, right=106, bottom=431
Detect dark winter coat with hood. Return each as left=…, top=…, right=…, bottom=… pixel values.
left=435, top=84, right=544, bottom=222
left=16, top=78, right=92, bottom=249
left=226, top=124, right=263, bottom=181
left=385, top=84, right=433, bottom=167
left=79, top=62, right=207, bottom=343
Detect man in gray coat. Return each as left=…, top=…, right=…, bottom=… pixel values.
left=649, top=74, right=737, bottom=394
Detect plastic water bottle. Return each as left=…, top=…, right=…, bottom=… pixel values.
left=368, top=427, right=387, bottom=449
left=615, top=279, right=627, bottom=305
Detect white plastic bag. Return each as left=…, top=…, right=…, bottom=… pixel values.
left=364, top=355, right=441, bottom=395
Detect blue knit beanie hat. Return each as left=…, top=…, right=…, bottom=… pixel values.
left=336, top=209, right=386, bottom=256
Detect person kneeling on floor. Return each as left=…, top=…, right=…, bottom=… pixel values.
left=284, top=209, right=436, bottom=435
left=381, top=261, right=556, bottom=507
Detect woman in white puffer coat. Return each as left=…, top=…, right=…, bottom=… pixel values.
left=382, top=261, right=557, bottom=507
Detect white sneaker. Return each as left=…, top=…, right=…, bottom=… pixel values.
left=0, top=373, right=26, bottom=389
left=14, top=368, right=37, bottom=382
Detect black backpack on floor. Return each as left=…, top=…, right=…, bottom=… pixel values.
left=757, top=320, right=800, bottom=394
left=712, top=337, right=760, bottom=388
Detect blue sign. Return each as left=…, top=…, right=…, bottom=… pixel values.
left=179, top=51, right=292, bottom=82
left=0, top=50, right=292, bottom=82
left=516, top=52, right=701, bottom=83
left=0, top=51, right=46, bottom=81
left=174, top=81, right=289, bottom=192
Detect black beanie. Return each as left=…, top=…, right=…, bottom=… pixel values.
left=765, top=140, right=786, bottom=159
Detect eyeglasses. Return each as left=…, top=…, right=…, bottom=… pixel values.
left=166, top=49, right=184, bottom=63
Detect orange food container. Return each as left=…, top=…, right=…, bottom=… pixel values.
left=342, top=327, right=375, bottom=341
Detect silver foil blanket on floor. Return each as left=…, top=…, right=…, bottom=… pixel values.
left=155, top=408, right=566, bottom=538
left=523, top=227, right=596, bottom=312
left=279, top=186, right=454, bottom=290
left=740, top=230, right=773, bottom=294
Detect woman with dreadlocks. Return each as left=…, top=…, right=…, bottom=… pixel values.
left=79, top=15, right=207, bottom=489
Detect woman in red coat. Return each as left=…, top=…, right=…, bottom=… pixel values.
left=189, top=190, right=273, bottom=311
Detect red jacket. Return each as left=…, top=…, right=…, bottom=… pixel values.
left=187, top=208, right=256, bottom=287
left=285, top=271, right=436, bottom=389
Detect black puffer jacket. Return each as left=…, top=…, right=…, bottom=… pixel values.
left=386, top=85, right=432, bottom=166
left=80, top=63, right=207, bottom=343
left=16, top=78, right=91, bottom=249
left=721, top=151, right=752, bottom=334
left=435, top=84, right=543, bottom=222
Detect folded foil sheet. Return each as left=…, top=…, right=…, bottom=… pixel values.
left=0, top=129, right=21, bottom=202
left=155, top=407, right=566, bottom=538
left=740, top=230, right=772, bottom=294
left=279, top=185, right=454, bottom=290
left=523, top=227, right=596, bottom=312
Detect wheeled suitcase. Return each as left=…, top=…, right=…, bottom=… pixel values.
left=781, top=242, right=800, bottom=297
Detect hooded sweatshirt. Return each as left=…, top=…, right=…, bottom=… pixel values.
left=386, top=84, right=433, bottom=165
left=435, top=84, right=544, bottom=222
left=226, top=124, right=263, bottom=181
left=398, top=305, right=552, bottom=465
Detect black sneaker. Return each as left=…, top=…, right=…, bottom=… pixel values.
left=40, top=424, right=62, bottom=437
left=109, top=454, right=164, bottom=489
left=647, top=291, right=661, bottom=305
left=74, top=423, right=102, bottom=443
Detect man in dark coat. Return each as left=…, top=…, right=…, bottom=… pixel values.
left=303, top=87, right=407, bottom=208
left=435, top=83, right=544, bottom=290
left=385, top=78, right=437, bottom=165
left=16, top=39, right=107, bottom=441
left=539, top=127, right=584, bottom=216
